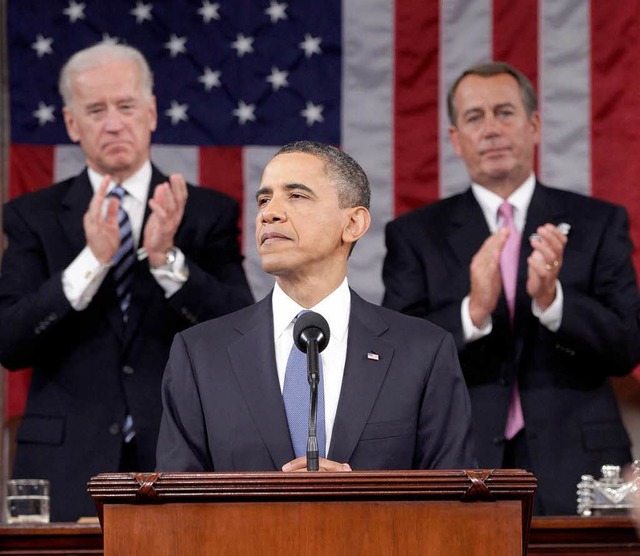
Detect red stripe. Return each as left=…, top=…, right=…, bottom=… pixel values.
left=6, top=146, right=53, bottom=418
left=492, top=0, right=539, bottom=171
left=9, top=145, right=55, bottom=198
left=590, top=1, right=640, bottom=277
left=198, top=146, right=246, bottom=249
left=394, top=0, right=440, bottom=216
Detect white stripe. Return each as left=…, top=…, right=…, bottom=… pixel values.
left=151, top=145, right=199, bottom=185
left=341, top=0, right=394, bottom=303
left=539, top=0, right=591, bottom=195
left=53, top=145, right=85, bottom=182
left=243, top=146, right=279, bottom=302
left=439, top=0, right=493, bottom=198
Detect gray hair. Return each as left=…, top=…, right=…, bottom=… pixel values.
left=447, top=61, right=538, bottom=126
left=274, top=141, right=371, bottom=209
left=59, top=43, right=154, bottom=107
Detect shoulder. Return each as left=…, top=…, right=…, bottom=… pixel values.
left=4, top=175, right=81, bottom=218
left=387, top=190, right=470, bottom=232
left=539, top=183, right=624, bottom=215
left=352, top=292, right=450, bottom=343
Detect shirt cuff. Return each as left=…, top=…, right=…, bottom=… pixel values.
left=62, top=246, right=111, bottom=310
left=461, top=295, right=493, bottom=343
left=150, top=248, right=189, bottom=298
left=532, top=280, right=563, bottom=332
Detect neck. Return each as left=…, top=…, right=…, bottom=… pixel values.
left=277, top=272, right=346, bottom=309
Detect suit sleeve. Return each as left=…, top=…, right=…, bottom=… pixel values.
left=0, top=202, right=75, bottom=369
left=556, top=205, right=640, bottom=375
left=166, top=192, right=254, bottom=326
left=416, top=332, right=477, bottom=469
left=156, top=333, right=214, bottom=471
left=383, top=218, right=467, bottom=349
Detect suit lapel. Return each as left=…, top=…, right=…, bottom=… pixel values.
left=447, top=189, right=492, bottom=269
left=227, top=295, right=295, bottom=467
left=329, top=292, right=394, bottom=463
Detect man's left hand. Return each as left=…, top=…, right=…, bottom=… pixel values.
left=527, top=223, right=568, bottom=310
left=282, top=457, right=352, bottom=472
left=143, top=173, right=188, bottom=266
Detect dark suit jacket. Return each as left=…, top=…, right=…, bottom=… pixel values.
left=0, top=166, right=254, bottom=521
left=383, top=182, right=640, bottom=514
left=156, top=290, right=476, bottom=472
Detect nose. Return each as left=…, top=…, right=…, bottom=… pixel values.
left=104, top=108, right=125, bottom=132
left=259, top=192, right=288, bottom=224
left=481, top=114, right=501, bottom=137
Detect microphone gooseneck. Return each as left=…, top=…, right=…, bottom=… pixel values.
left=293, top=311, right=330, bottom=471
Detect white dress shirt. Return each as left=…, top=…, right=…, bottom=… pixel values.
left=272, top=278, right=351, bottom=454
left=62, top=161, right=187, bottom=310
left=461, top=173, right=563, bottom=342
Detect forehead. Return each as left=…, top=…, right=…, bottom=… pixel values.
left=260, top=152, right=329, bottom=186
left=71, top=59, right=144, bottom=101
left=454, top=73, right=524, bottom=110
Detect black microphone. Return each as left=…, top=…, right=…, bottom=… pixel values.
left=293, top=311, right=330, bottom=471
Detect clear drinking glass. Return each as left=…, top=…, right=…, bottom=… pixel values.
left=6, top=479, right=50, bottom=524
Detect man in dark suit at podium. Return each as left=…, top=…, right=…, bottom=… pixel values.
left=156, top=141, right=476, bottom=473
left=382, top=62, right=640, bottom=514
left=0, top=43, right=253, bottom=521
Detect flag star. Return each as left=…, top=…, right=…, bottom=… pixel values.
left=32, top=102, right=56, bottom=126
left=165, top=100, right=189, bottom=125
left=231, top=33, right=254, bottom=57
left=299, top=34, right=322, bottom=58
left=198, top=0, right=221, bottom=23
left=301, top=101, right=324, bottom=126
left=265, top=67, right=289, bottom=91
left=265, top=1, right=288, bottom=24
left=31, top=35, right=53, bottom=58
left=233, top=100, right=256, bottom=125
left=101, top=33, right=119, bottom=45
left=130, top=1, right=153, bottom=23
left=165, top=34, right=187, bottom=57
left=63, top=0, right=86, bottom=23
left=199, top=67, right=222, bottom=91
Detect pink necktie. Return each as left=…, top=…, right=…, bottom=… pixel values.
left=498, top=202, right=525, bottom=440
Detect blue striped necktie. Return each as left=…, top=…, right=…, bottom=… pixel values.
left=283, top=312, right=326, bottom=459
left=108, top=185, right=135, bottom=322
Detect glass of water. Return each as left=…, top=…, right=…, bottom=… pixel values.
left=6, top=479, right=50, bottom=524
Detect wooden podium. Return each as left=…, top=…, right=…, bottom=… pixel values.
left=88, top=469, right=536, bottom=555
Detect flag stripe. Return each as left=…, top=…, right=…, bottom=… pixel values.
left=590, top=1, right=640, bottom=277
left=394, top=0, right=440, bottom=216
left=539, top=0, right=591, bottom=196
left=439, top=0, right=492, bottom=199
left=10, top=145, right=54, bottom=197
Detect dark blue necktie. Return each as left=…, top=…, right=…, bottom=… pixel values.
left=283, top=312, right=326, bottom=458
left=108, top=185, right=135, bottom=322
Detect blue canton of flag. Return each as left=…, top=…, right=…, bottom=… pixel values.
left=8, top=0, right=341, bottom=146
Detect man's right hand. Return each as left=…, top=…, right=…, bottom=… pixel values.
left=83, top=175, right=121, bottom=265
left=468, top=228, right=509, bottom=327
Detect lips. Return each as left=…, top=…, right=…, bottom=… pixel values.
left=260, top=231, right=291, bottom=245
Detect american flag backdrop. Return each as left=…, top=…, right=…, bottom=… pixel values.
left=3, top=0, right=640, bottom=419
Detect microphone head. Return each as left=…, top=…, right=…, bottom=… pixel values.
left=293, top=311, right=330, bottom=353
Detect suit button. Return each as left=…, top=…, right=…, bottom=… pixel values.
left=123, top=365, right=134, bottom=375
left=109, top=423, right=121, bottom=435
left=500, top=378, right=509, bottom=386
left=492, top=436, right=504, bottom=445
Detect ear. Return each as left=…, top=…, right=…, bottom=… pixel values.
left=342, top=206, right=371, bottom=246
left=448, top=125, right=463, bottom=157
left=148, top=95, right=158, bottom=132
left=529, top=110, right=541, bottom=145
left=63, top=106, right=80, bottom=143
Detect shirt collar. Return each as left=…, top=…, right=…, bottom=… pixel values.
left=471, top=173, right=536, bottom=227
left=87, top=160, right=152, bottom=205
left=272, top=278, right=351, bottom=343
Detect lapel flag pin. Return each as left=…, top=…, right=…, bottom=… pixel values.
left=367, top=352, right=379, bottom=361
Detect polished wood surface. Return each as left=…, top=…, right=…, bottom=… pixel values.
left=89, top=469, right=536, bottom=556
left=1, top=516, right=638, bottom=555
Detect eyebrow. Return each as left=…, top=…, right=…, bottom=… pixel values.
left=255, top=182, right=314, bottom=201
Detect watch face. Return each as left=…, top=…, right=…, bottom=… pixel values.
left=166, top=248, right=177, bottom=265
